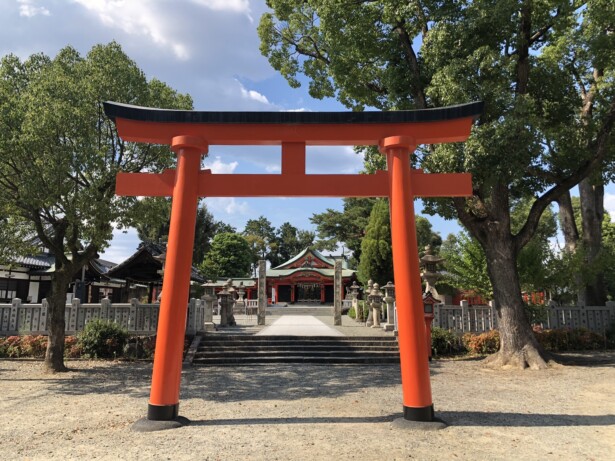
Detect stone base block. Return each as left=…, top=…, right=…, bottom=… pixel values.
left=382, top=323, right=395, bottom=331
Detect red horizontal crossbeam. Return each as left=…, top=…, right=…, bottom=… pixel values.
left=115, top=169, right=472, bottom=198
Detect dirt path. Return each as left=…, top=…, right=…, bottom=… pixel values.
left=1, top=353, right=614, bottom=460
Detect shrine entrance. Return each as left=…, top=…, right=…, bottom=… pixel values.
left=105, top=100, right=482, bottom=430
left=297, top=283, right=320, bottom=303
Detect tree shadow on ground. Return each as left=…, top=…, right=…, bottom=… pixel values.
left=180, top=363, right=416, bottom=402
left=14, top=362, right=442, bottom=402
left=184, top=411, right=615, bottom=428
left=188, top=415, right=398, bottom=426
left=439, top=411, right=615, bottom=427
left=550, top=351, right=615, bottom=368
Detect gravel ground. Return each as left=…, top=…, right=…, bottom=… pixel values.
left=1, top=352, right=614, bottom=461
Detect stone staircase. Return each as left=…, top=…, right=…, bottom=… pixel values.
left=193, top=335, right=400, bottom=365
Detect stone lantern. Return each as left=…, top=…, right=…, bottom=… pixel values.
left=349, top=281, right=361, bottom=322
left=420, top=245, right=445, bottom=300
left=382, top=281, right=396, bottom=332
left=218, top=280, right=236, bottom=327
left=234, top=281, right=246, bottom=315
left=200, top=280, right=218, bottom=330
left=368, top=283, right=384, bottom=328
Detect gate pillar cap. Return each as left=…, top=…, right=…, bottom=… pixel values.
left=378, top=136, right=416, bottom=154
left=171, top=135, right=208, bottom=154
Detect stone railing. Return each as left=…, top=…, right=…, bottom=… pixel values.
left=392, top=300, right=615, bottom=335
left=433, top=301, right=497, bottom=333
left=0, top=298, right=210, bottom=336
left=542, top=302, right=615, bottom=332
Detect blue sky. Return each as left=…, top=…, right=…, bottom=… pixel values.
left=2, top=1, right=611, bottom=264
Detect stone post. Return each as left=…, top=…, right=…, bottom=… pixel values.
left=333, top=259, right=342, bottom=326
left=69, top=298, right=80, bottom=332
left=257, top=260, right=267, bottom=326
left=129, top=298, right=138, bottom=332
left=40, top=299, right=48, bottom=332
left=460, top=300, right=469, bottom=332
left=382, top=281, right=396, bottom=332
left=369, top=283, right=384, bottom=328
left=349, top=282, right=360, bottom=322
left=9, top=298, right=20, bottom=332
left=101, top=298, right=111, bottom=322
left=186, top=298, right=196, bottom=335
left=365, top=279, right=374, bottom=327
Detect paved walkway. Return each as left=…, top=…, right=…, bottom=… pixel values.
left=255, top=315, right=345, bottom=336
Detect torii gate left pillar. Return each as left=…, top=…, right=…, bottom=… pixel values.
left=104, top=101, right=482, bottom=431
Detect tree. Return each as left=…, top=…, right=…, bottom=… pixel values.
left=243, top=216, right=276, bottom=272
left=357, top=199, right=394, bottom=284
left=133, top=199, right=229, bottom=266
left=0, top=43, right=192, bottom=372
left=199, top=233, right=252, bottom=280
left=439, top=232, right=492, bottom=300
left=259, top=1, right=615, bottom=369
left=311, top=198, right=376, bottom=266
left=269, top=222, right=316, bottom=267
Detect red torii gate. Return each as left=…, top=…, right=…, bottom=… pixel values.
left=104, top=101, right=482, bottom=430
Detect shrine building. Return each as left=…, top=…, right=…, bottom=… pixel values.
left=267, top=248, right=356, bottom=304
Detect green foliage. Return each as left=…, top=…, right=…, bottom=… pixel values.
left=200, top=233, right=252, bottom=279
left=606, top=321, right=615, bottom=348
left=462, top=331, right=501, bottom=355
left=77, top=320, right=129, bottom=359
left=439, top=231, right=492, bottom=299
left=122, top=336, right=156, bottom=360
left=358, top=199, right=393, bottom=284
left=260, top=0, right=615, bottom=358
left=0, top=42, right=192, bottom=367
left=311, top=198, right=375, bottom=266
left=0, top=335, right=47, bottom=357
left=269, top=222, right=315, bottom=267
left=533, top=326, right=608, bottom=351
left=524, top=303, right=550, bottom=326
left=430, top=328, right=466, bottom=357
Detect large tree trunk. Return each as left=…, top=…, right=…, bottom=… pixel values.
left=482, top=236, right=550, bottom=369
left=44, top=271, right=71, bottom=373
left=578, top=178, right=606, bottom=306
left=556, top=192, right=579, bottom=253
left=556, top=192, right=581, bottom=304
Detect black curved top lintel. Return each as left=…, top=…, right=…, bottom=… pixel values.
left=103, top=101, right=483, bottom=125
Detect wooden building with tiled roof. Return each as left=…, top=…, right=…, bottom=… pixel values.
left=267, top=248, right=356, bottom=304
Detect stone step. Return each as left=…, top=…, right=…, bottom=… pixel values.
left=193, top=334, right=400, bottom=365
left=199, top=345, right=399, bottom=352
left=192, top=355, right=400, bottom=365
left=202, top=335, right=397, bottom=342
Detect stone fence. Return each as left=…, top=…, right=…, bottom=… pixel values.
left=394, top=300, right=615, bottom=334
left=0, top=298, right=211, bottom=336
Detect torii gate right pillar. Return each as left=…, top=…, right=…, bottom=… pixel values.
left=383, top=136, right=435, bottom=422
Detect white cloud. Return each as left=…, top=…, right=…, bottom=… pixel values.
left=604, top=193, right=615, bottom=222
left=284, top=108, right=310, bottom=112
left=191, top=0, right=250, bottom=14
left=238, top=81, right=270, bottom=105
left=18, top=0, right=50, bottom=17
left=205, top=197, right=250, bottom=215
left=265, top=164, right=281, bottom=173
left=203, top=156, right=238, bottom=174
left=98, top=227, right=140, bottom=264
left=306, top=146, right=364, bottom=174
left=73, top=0, right=190, bottom=60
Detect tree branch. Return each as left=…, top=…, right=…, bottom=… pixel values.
left=515, top=97, right=615, bottom=250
